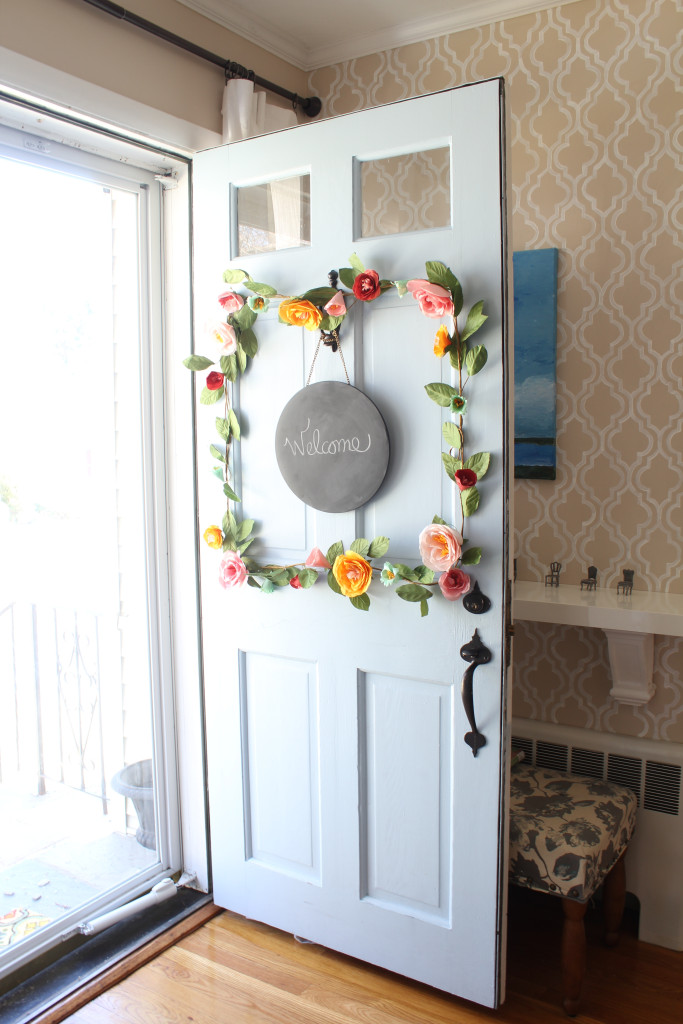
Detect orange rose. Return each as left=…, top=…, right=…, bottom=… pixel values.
left=333, top=551, right=373, bottom=597
left=203, top=525, right=223, bottom=549
left=279, top=299, right=323, bottom=331
left=434, top=325, right=451, bottom=357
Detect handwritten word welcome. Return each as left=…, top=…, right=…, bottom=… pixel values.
left=283, top=418, right=372, bottom=457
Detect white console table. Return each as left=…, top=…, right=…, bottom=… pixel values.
left=513, top=582, right=683, bottom=705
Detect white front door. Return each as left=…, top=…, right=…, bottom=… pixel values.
left=192, top=81, right=511, bottom=1008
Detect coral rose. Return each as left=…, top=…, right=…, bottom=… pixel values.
left=203, top=525, right=223, bottom=549
left=324, top=291, right=346, bottom=317
left=352, top=270, right=381, bottom=301
left=407, top=279, right=454, bottom=318
left=206, top=371, right=225, bottom=391
left=418, top=523, right=462, bottom=572
left=454, top=468, right=477, bottom=491
left=333, top=551, right=373, bottom=597
left=279, top=299, right=323, bottom=331
left=218, top=551, right=248, bottom=589
left=211, top=321, right=237, bottom=355
left=305, top=546, right=331, bottom=569
left=217, top=291, right=244, bottom=313
left=438, top=567, right=472, bottom=601
left=434, top=325, right=451, bottom=357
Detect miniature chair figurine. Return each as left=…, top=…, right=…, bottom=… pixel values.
left=545, top=561, right=562, bottom=587
left=617, top=569, right=634, bottom=596
left=580, top=566, right=598, bottom=591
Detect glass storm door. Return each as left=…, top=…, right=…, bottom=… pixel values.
left=192, top=81, right=511, bottom=1008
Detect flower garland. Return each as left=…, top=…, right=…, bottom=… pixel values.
left=184, top=254, right=490, bottom=616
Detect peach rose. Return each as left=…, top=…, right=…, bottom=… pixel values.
left=218, top=551, right=248, bottom=588
left=333, top=551, right=373, bottom=598
left=279, top=299, right=323, bottom=331
left=407, top=279, right=454, bottom=318
left=218, top=291, right=244, bottom=314
left=203, top=525, right=223, bottom=549
left=211, top=321, right=237, bottom=355
left=438, top=567, right=472, bottom=601
left=324, top=291, right=346, bottom=317
left=418, top=523, right=462, bottom=572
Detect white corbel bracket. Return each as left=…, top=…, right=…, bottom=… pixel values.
left=603, top=629, right=655, bottom=705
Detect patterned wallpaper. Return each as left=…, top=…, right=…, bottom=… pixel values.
left=308, top=0, right=683, bottom=742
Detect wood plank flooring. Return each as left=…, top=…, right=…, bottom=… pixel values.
left=57, top=889, right=682, bottom=1024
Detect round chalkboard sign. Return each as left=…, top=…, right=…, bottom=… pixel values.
left=275, top=382, right=390, bottom=513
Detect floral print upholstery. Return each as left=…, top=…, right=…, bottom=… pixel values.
left=509, top=763, right=638, bottom=902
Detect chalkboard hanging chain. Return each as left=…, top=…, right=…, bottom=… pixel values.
left=306, top=336, right=324, bottom=386
left=336, top=338, right=351, bottom=385
left=305, top=331, right=351, bottom=386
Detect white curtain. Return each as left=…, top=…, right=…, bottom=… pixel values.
left=222, top=78, right=297, bottom=144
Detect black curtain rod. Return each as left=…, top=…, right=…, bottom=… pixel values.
left=82, top=0, right=322, bottom=118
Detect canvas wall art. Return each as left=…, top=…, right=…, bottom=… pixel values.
left=512, top=248, right=558, bottom=480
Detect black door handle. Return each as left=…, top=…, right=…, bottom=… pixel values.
left=459, top=629, right=492, bottom=757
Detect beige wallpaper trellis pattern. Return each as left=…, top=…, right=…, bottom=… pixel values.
left=308, top=0, right=683, bottom=743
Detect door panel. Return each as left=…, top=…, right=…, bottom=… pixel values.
left=193, top=81, right=510, bottom=1008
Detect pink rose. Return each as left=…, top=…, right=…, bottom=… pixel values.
left=218, top=291, right=244, bottom=314
left=418, top=523, right=462, bottom=572
left=454, top=468, right=477, bottom=491
left=407, top=279, right=454, bottom=318
left=218, top=551, right=248, bottom=589
left=305, top=546, right=331, bottom=569
left=438, top=568, right=472, bottom=601
left=324, top=291, right=346, bottom=317
left=211, top=321, right=237, bottom=355
left=352, top=270, right=381, bottom=301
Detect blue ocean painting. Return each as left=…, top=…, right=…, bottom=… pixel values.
left=513, top=248, right=558, bottom=480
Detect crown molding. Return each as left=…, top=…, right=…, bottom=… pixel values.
left=176, top=0, right=582, bottom=71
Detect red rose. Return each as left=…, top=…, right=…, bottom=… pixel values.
left=289, top=575, right=303, bottom=589
left=206, top=371, right=225, bottom=391
left=438, top=568, right=472, bottom=601
left=352, top=270, right=381, bottom=301
left=454, top=468, right=477, bottom=491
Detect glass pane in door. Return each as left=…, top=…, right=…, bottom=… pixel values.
left=0, top=155, right=159, bottom=954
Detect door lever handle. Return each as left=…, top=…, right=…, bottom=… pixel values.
left=459, top=629, right=492, bottom=757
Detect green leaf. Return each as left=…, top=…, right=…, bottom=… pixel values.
left=200, top=386, right=224, bottom=405
left=465, top=345, right=488, bottom=377
left=247, top=281, right=277, bottom=297
left=413, top=565, right=435, bottom=584
left=210, top=443, right=226, bottom=463
left=223, top=268, right=249, bottom=284
left=350, top=538, right=370, bottom=558
left=223, top=482, right=241, bottom=502
left=432, top=514, right=447, bottom=525
left=368, top=536, right=390, bottom=558
left=448, top=342, right=463, bottom=371
left=461, top=300, right=488, bottom=343
left=349, top=252, right=365, bottom=273
left=425, top=382, right=457, bottom=407
left=221, top=537, right=236, bottom=551
left=442, top=421, right=462, bottom=449
left=239, top=328, right=258, bottom=359
left=215, top=416, right=231, bottom=441
left=228, top=408, right=241, bottom=441
left=465, top=451, right=491, bottom=479
left=238, top=536, right=255, bottom=555
left=270, top=571, right=290, bottom=587
left=301, top=286, right=337, bottom=305
left=297, top=568, right=318, bottom=589
left=396, top=584, right=433, bottom=603
left=232, top=304, right=258, bottom=331
left=183, top=355, right=214, bottom=371
left=441, top=452, right=462, bottom=481
left=235, top=518, right=254, bottom=542
left=326, top=540, right=344, bottom=565
left=461, top=485, right=481, bottom=517
left=247, top=576, right=262, bottom=589
left=350, top=593, right=371, bottom=611
left=327, top=570, right=342, bottom=595
left=338, top=267, right=355, bottom=290
left=236, top=343, right=247, bottom=374
left=425, top=261, right=463, bottom=315
left=392, top=564, right=417, bottom=581
left=319, top=313, right=344, bottom=332
left=461, top=546, right=482, bottom=565
left=420, top=599, right=430, bottom=617
left=221, top=512, right=232, bottom=538
left=220, top=354, right=238, bottom=382
left=228, top=509, right=238, bottom=538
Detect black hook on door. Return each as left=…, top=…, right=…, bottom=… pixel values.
left=459, top=629, right=492, bottom=757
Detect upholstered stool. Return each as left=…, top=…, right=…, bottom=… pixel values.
left=509, top=762, right=638, bottom=1016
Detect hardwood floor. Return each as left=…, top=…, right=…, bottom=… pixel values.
left=54, top=889, right=682, bottom=1024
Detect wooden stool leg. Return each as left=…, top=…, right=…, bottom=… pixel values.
left=561, top=898, right=587, bottom=1017
left=603, top=852, right=627, bottom=947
